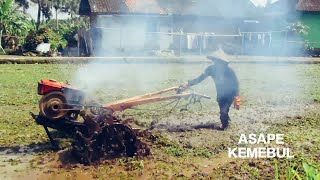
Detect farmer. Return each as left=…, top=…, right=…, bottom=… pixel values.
left=178, top=48, right=241, bottom=130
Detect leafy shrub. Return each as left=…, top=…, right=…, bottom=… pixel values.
left=24, top=27, right=67, bottom=51
left=0, top=0, right=35, bottom=38
left=22, top=18, right=89, bottom=52
left=303, top=162, right=320, bottom=180
left=274, top=161, right=320, bottom=180
left=45, top=18, right=89, bottom=47
left=62, top=26, right=78, bottom=47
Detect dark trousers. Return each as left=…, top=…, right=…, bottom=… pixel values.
left=217, top=96, right=234, bottom=128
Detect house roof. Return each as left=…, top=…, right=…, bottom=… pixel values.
left=296, top=0, right=320, bottom=11
left=79, top=0, right=257, bottom=17
left=79, top=0, right=167, bottom=15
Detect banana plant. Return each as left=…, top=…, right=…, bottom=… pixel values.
left=0, top=0, right=34, bottom=53
left=0, top=0, right=14, bottom=53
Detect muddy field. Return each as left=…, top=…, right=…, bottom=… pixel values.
left=0, top=62, right=319, bottom=179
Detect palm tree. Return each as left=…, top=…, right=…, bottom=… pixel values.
left=51, top=0, right=81, bottom=29
left=30, top=0, right=80, bottom=30
left=50, top=0, right=67, bottom=30
left=65, top=0, right=80, bottom=19
left=30, top=0, right=52, bottom=30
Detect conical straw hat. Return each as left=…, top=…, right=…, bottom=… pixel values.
left=206, top=48, right=229, bottom=64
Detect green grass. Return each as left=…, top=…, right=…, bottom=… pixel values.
left=1, top=63, right=320, bottom=179
left=0, top=63, right=215, bottom=146
left=0, top=64, right=77, bottom=146
left=210, top=110, right=320, bottom=179
left=0, top=63, right=319, bottom=145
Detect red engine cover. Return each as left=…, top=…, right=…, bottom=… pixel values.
left=38, top=79, right=64, bottom=95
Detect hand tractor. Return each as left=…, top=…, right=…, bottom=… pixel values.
left=30, top=79, right=210, bottom=164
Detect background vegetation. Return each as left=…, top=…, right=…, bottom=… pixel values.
left=0, top=0, right=89, bottom=55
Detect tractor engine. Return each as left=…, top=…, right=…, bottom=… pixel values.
left=31, top=79, right=209, bottom=164
left=31, top=79, right=150, bottom=165
left=37, top=79, right=85, bottom=120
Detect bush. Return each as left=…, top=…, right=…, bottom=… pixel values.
left=22, top=18, right=89, bottom=52
left=24, top=27, right=67, bottom=51
left=45, top=18, right=89, bottom=47
left=62, top=26, right=78, bottom=47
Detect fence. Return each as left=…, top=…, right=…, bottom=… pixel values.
left=80, top=27, right=316, bottom=57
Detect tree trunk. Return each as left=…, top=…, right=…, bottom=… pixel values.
left=36, top=0, right=41, bottom=30
left=55, top=8, right=59, bottom=30
left=0, top=30, right=6, bottom=54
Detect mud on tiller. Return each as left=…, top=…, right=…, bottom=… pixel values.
left=30, top=79, right=210, bottom=164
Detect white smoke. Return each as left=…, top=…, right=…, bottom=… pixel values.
left=71, top=0, right=307, bottom=109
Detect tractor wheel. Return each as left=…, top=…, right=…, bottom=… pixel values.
left=39, top=91, right=68, bottom=120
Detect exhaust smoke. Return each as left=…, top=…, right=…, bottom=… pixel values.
left=71, top=0, right=309, bottom=132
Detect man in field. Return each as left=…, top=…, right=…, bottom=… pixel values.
left=178, top=48, right=241, bottom=130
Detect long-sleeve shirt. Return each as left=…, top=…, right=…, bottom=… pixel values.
left=188, top=64, right=239, bottom=99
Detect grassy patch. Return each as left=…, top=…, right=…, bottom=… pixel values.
left=210, top=110, right=320, bottom=179
left=1, top=63, right=320, bottom=179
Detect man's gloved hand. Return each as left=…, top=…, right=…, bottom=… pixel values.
left=176, top=83, right=190, bottom=94
left=233, top=96, right=241, bottom=110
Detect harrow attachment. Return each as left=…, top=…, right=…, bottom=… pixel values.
left=31, top=79, right=210, bottom=164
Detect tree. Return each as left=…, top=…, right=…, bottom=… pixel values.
left=30, top=0, right=82, bottom=30
left=50, top=0, right=83, bottom=29
left=30, top=0, right=52, bottom=30
left=0, top=0, right=12, bottom=53
left=49, top=0, right=67, bottom=29
left=0, top=0, right=34, bottom=36
left=15, top=0, right=29, bottom=13
left=0, top=0, right=34, bottom=53
left=41, top=2, right=52, bottom=22
left=64, top=0, right=80, bottom=18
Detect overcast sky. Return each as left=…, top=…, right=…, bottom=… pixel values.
left=25, top=1, right=70, bottom=20
left=250, top=0, right=279, bottom=7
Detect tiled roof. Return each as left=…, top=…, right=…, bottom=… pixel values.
left=296, top=0, right=320, bottom=11
left=81, top=0, right=167, bottom=15
left=79, top=0, right=257, bottom=17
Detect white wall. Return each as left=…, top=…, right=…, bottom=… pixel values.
left=159, top=23, right=173, bottom=50
left=95, top=15, right=173, bottom=54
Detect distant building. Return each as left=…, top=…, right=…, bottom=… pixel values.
left=296, top=0, right=320, bottom=48
left=78, top=0, right=305, bottom=56
left=79, top=0, right=263, bottom=56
